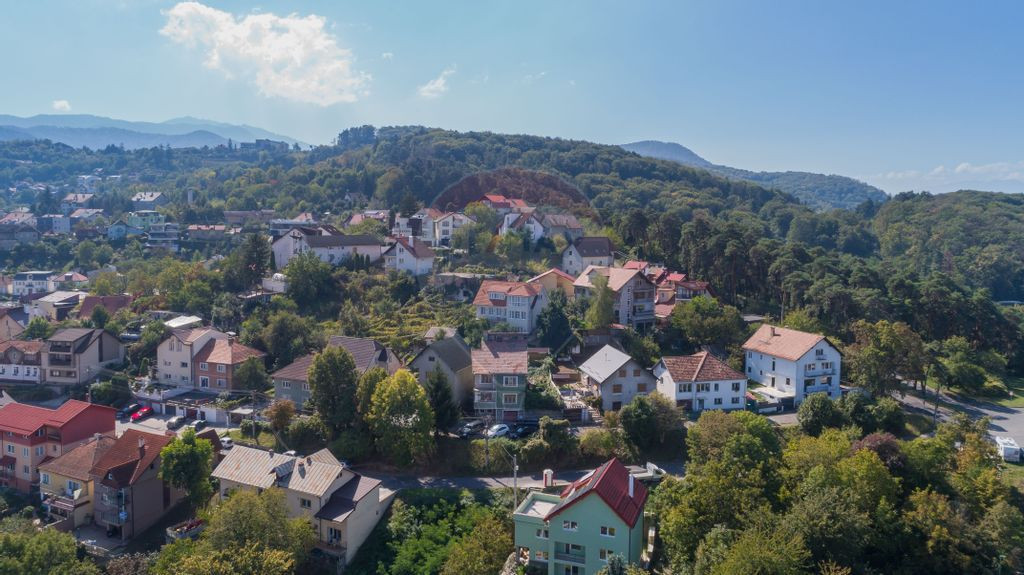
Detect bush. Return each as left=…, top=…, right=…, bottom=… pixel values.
left=287, top=415, right=327, bottom=454
left=580, top=428, right=635, bottom=461
left=239, top=419, right=269, bottom=437
left=329, top=429, right=374, bottom=462
left=469, top=438, right=517, bottom=474
left=89, top=380, right=132, bottom=407
left=524, top=381, right=562, bottom=410
left=869, top=397, right=905, bottom=435
left=797, top=393, right=844, bottom=436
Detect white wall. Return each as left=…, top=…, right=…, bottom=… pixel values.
left=654, top=362, right=746, bottom=412
left=744, top=340, right=841, bottom=405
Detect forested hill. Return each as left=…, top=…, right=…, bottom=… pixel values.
left=622, top=140, right=889, bottom=211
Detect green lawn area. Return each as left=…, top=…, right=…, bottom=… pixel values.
left=227, top=429, right=278, bottom=449
left=1000, top=461, right=1024, bottom=490
left=992, top=377, right=1024, bottom=408
left=903, top=412, right=936, bottom=438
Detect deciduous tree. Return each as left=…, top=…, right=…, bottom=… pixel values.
left=307, top=347, right=359, bottom=436
left=368, top=370, right=434, bottom=466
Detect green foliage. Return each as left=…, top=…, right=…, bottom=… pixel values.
left=797, top=393, right=844, bottom=437
left=0, top=527, right=102, bottom=575
left=21, top=317, right=54, bottom=340
left=368, top=370, right=435, bottom=466
left=264, top=399, right=295, bottom=433
left=328, top=429, right=375, bottom=462
left=286, top=415, right=327, bottom=455
left=424, top=365, right=460, bottom=434
left=284, top=251, right=337, bottom=316
left=847, top=320, right=927, bottom=396
left=670, top=296, right=746, bottom=349
left=584, top=274, right=614, bottom=329
left=232, top=357, right=269, bottom=391
left=439, top=514, right=513, bottom=575
left=307, top=346, right=359, bottom=436
left=536, top=288, right=574, bottom=350
left=159, top=428, right=214, bottom=507
left=89, top=304, right=110, bottom=329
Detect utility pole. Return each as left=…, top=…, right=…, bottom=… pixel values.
left=511, top=452, right=518, bottom=512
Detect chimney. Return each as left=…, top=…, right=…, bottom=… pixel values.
left=770, top=326, right=777, bottom=337
left=93, top=432, right=102, bottom=441
left=628, top=475, right=635, bottom=498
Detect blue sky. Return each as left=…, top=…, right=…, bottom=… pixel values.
left=3, top=0, right=1024, bottom=194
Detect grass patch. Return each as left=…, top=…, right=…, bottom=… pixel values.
left=1000, top=461, right=1024, bottom=491
left=228, top=429, right=278, bottom=449
left=902, top=412, right=936, bottom=438
left=992, top=377, right=1024, bottom=408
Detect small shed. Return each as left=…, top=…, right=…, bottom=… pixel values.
left=995, top=437, right=1021, bottom=462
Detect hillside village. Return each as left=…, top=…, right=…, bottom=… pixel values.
left=0, top=133, right=1022, bottom=575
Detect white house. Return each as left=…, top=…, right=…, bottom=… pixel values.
left=573, top=266, right=656, bottom=333
left=578, top=344, right=656, bottom=411
left=499, top=210, right=546, bottom=241
left=654, top=351, right=747, bottom=412
left=11, top=271, right=52, bottom=297
left=561, top=236, right=615, bottom=277
left=156, top=327, right=228, bottom=389
left=383, top=237, right=435, bottom=276
left=473, top=280, right=543, bottom=334
left=742, top=325, right=842, bottom=407
left=272, top=227, right=382, bottom=269
left=432, top=212, right=474, bottom=246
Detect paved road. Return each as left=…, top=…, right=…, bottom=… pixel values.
left=898, top=388, right=1024, bottom=446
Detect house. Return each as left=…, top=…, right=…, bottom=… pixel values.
left=146, top=222, right=180, bottom=252
left=48, top=272, right=89, bottom=292
left=39, top=434, right=116, bottom=530
left=186, top=224, right=235, bottom=241
left=131, top=191, right=169, bottom=211
left=38, top=214, right=71, bottom=235
left=742, top=325, right=842, bottom=407
left=90, top=429, right=183, bottom=541
left=0, top=211, right=37, bottom=227
left=60, top=193, right=94, bottom=215
left=527, top=268, right=576, bottom=298
left=383, top=237, right=435, bottom=276
left=500, top=210, right=546, bottom=241
left=107, top=220, right=143, bottom=241
left=44, top=328, right=125, bottom=386
left=654, top=351, right=747, bottom=412
left=273, top=336, right=402, bottom=410
left=539, top=213, right=584, bottom=242
left=0, top=399, right=116, bottom=492
left=79, top=295, right=135, bottom=319
left=573, top=266, right=656, bottom=333
left=125, top=210, right=166, bottom=231
left=472, top=334, right=529, bottom=422
left=561, top=237, right=615, bottom=277
left=432, top=212, right=474, bottom=246
left=392, top=208, right=441, bottom=246
left=224, top=209, right=276, bottom=226
left=193, top=337, right=266, bottom=392
left=409, top=335, right=474, bottom=408
left=514, top=458, right=648, bottom=574
left=269, top=213, right=319, bottom=238
left=578, top=345, right=656, bottom=412
left=11, top=271, right=52, bottom=297
left=481, top=194, right=530, bottom=215
left=473, top=280, right=543, bottom=334
left=0, top=340, right=43, bottom=384
left=0, top=225, right=40, bottom=251
left=30, top=291, right=85, bottom=322
left=69, top=208, right=105, bottom=226
left=156, top=327, right=229, bottom=389
left=272, top=227, right=382, bottom=269
left=0, top=308, right=25, bottom=340
left=343, top=210, right=389, bottom=229
left=211, top=446, right=389, bottom=564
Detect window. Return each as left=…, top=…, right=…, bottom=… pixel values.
left=747, top=351, right=751, bottom=358
left=679, top=383, right=692, bottom=393
left=612, top=401, right=622, bottom=410
left=199, top=362, right=208, bottom=371
left=217, top=364, right=226, bottom=373
left=534, top=550, right=549, bottom=561
left=216, top=379, right=226, bottom=388
left=731, top=397, right=740, bottom=404
left=612, top=384, right=623, bottom=394
left=804, top=379, right=815, bottom=388
left=300, top=498, right=312, bottom=509
left=600, top=526, right=616, bottom=537
left=633, top=368, right=642, bottom=377
left=22, top=465, right=28, bottom=474
left=200, top=376, right=209, bottom=388
left=536, top=528, right=548, bottom=539
left=35, top=446, right=43, bottom=456
left=427, top=355, right=435, bottom=362
left=696, top=383, right=710, bottom=393
left=771, top=360, right=776, bottom=370
left=5, top=445, right=12, bottom=454
left=302, top=383, right=310, bottom=392
left=563, top=566, right=581, bottom=575
left=180, top=362, right=188, bottom=369
left=41, top=473, right=49, bottom=485
left=714, top=397, right=723, bottom=405
left=600, top=549, right=614, bottom=561
left=713, top=383, right=719, bottom=391
left=617, top=369, right=626, bottom=378
left=732, top=382, right=741, bottom=392
left=503, top=376, right=518, bottom=386
left=824, top=376, right=833, bottom=385
left=503, top=393, right=518, bottom=404
left=637, top=383, right=648, bottom=393
left=22, top=447, right=28, bottom=457
left=562, top=520, right=578, bottom=531
left=328, top=527, right=342, bottom=542
left=181, top=375, right=189, bottom=382
left=816, top=348, right=824, bottom=357
left=67, top=480, right=80, bottom=492
left=821, top=362, right=832, bottom=369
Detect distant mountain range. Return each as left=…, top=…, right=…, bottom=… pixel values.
left=0, top=114, right=301, bottom=150
left=621, top=140, right=888, bottom=211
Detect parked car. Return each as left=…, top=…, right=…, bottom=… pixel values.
left=166, top=416, right=186, bottom=430
left=119, top=403, right=141, bottom=420
left=219, top=437, right=234, bottom=450
left=187, top=419, right=207, bottom=431
left=485, top=424, right=510, bottom=438
left=130, top=406, right=153, bottom=422
left=510, top=423, right=538, bottom=439
left=457, top=420, right=484, bottom=439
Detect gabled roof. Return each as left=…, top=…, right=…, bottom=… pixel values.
left=472, top=338, right=528, bottom=375
left=413, top=335, right=472, bottom=373
left=540, top=213, right=582, bottom=230
left=578, top=344, right=635, bottom=384
left=573, top=265, right=648, bottom=292
left=385, top=236, right=435, bottom=259
left=566, top=236, right=614, bottom=258
left=211, top=445, right=347, bottom=497
left=273, top=336, right=401, bottom=383
left=79, top=295, right=134, bottom=318
left=660, top=351, right=745, bottom=383
left=37, top=291, right=85, bottom=304
left=472, top=280, right=539, bottom=307
left=545, top=458, right=648, bottom=528
left=194, top=338, right=265, bottom=366
left=0, top=399, right=111, bottom=435
left=0, top=340, right=44, bottom=356
left=304, top=234, right=381, bottom=248
left=742, top=325, right=832, bottom=362
left=91, top=429, right=175, bottom=488
left=39, top=434, right=116, bottom=482
left=49, top=272, right=88, bottom=283
left=622, top=260, right=649, bottom=271
left=527, top=268, right=575, bottom=284
left=314, top=474, right=382, bottom=523
left=170, top=327, right=225, bottom=345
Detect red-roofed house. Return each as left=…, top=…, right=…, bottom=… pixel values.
left=513, top=458, right=649, bottom=573
left=473, top=280, right=542, bottom=333
left=0, top=340, right=44, bottom=384
left=742, top=325, right=842, bottom=406
left=472, top=335, right=528, bottom=422
left=0, top=399, right=116, bottom=492
left=90, top=429, right=183, bottom=541
left=654, top=351, right=747, bottom=412
left=383, top=236, right=435, bottom=276
left=193, top=337, right=266, bottom=391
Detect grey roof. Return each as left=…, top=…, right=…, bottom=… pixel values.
left=305, top=234, right=381, bottom=248
left=314, top=474, right=382, bottom=523
left=578, top=344, right=634, bottom=384
left=414, top=336, right=471, bottom=373
left=211, top=445, right=347, bottom=497
left=568, top=236, right=614, bottom=258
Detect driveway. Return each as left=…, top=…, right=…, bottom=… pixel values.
left=899, top=389, right=1024, bottom=446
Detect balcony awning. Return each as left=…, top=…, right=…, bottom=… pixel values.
left=0, top=456, right=14, bottom=467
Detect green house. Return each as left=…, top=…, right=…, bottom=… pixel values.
left=513, top=458, right=649, bottom=575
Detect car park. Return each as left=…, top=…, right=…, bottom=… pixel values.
left=510, top=423, right=538, bottom=439
left=130, top=406, right=153, bottom=422
left=119, top=403, right=141, bottom=420
left=485, top=424, right=510, bottom=438
left=166, top=416, right=186, bottom=430
left=457, top=420, right=484, bottom=438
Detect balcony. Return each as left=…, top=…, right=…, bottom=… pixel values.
left=48, top=356, right=74, bottom=367
left=476, top=382, right=496, bottom=390
left=98, top=510, right=129, bottom=525
left=554, top=552, right=586, bottom=564
left=804, top=367, right=836, bottom=377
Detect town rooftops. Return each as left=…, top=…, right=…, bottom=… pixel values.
left=573, top=265, right=646, bottom=292
left=132, top=192, right=164, bottom=201
left=49, top=272, right=88, bottom=283
left=194, top=338, right=265, bottom=366
left=62, top=193, right=94, bottom=203
left=303, top=233, right=381, bottom=248
left=211, top=445, right=348, bottom=497
left=79, top=295, right=134, bottom=318
left=742, top=324, right=831, bottom=362
left=527, top=268, right=575, bottom=284
left=0, top=340, right=44, bottom=356
left=39, top=434, right=116, bottom=482
left=565, top=236, right=614, bottom=258
left=546, top=458, right=648, bottom=527
left=0, top=400, right=115, bottom=436
left=170, top=326, right=223, bottom=345
left=659, top=351, right=745, bottom=382
left=47, top=328, right=104, bottom=350
left=69, top=208, right=104, bottom=219
left=471, top=338, right=528, bottom=375
left=36, top=291, right=85, bottom=304
left=472, top=280, right=539, bottom=307
left=540, top=213, right=582, bottom=229
left=90, top=429, right=175, bottom=488
left=272, top=336, right=400, bottom=382
left=578, top=344, right=634, bottom=384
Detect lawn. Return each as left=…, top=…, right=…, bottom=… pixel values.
left=1000, top=461, right=1024, bottom=490
left=227, top=429, right=278, bottom=449
left=992, top=377, right=1024, bottom=408
left=902, top=412, right=936, bottom=438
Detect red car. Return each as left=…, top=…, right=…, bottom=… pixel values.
left=130, top=406, right=153, bottom=422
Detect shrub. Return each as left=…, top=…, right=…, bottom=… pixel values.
left=287, top=416, right=327, bottom=454
left=329, top=429, right=374, bottom=462
left=469, top=438, right=517, bottom=474
left=580, top=427, right=635, bottom=461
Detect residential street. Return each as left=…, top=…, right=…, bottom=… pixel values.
left=898, top=388, right=1024, bottom=446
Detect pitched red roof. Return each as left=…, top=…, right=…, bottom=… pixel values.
left=471, top=338, right=528, bottom=375
left=623, top=260, right=648, bottom=270
left=472, top=280, right=539, bottom=307
left=39, top=435, right=116, bottom=481
left=90, top=429, right=174, bottom=488
left=0, top=340, right=44, bottom=355
left=194, top=338, right=265, bottom=366
left=660, top=351, right=745, bottom=382
left=0, top=400, right=112, bottom=435
left=742, top=325, right=830, bottom=361
left=79, top=295, right=134, bottom=318
left=546, top=458, right=647, bottom=527
left=386, top=236, right=435, bottom=259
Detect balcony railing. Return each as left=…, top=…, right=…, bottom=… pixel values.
left=804, top=367, right=836, bottom=377
left=554, top=552, right=586, bottom=564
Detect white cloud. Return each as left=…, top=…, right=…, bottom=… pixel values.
left=381, top=52, right=393, bottom=61
left=51, top=100, right=71, bottom=112
left=522, top=71, right=547, bottom=84
left=417, top=66, right=455, bottom=99
left=160, top=2, right=370, bottom=106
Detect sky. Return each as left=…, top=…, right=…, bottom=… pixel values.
left=2, top=0, right=1024, bottom=194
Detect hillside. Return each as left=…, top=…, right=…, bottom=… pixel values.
left=433, top=167, right=598, bottom=219
left=621, top=140, right=888, bottom=211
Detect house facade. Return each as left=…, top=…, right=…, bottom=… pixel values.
left=514, top=458, right=648, bottom=574
left=212, top=446, right=389, bottom=564
left=131, top=192, right=169, bottom=211
left=39, top=434, right=116, bottom=530
left=0, top=308, right=25, bottom=340
left=273, top=336, right=402, bottom=410
left=192, top=337, right=266, bottom=392
left=654, top=351, right=747, bottom=412
left=432, top=212, right=474, bottom=246
left=0, top=400, right=116, bottom=492
left=383, top=237, right=435, bottom=276
left=472, top=335, right=528, bottom=422
left=561, top=237, right=615, bottom=277
left=578, top=345, right=656, bottom=412
left=409, top=335, right=474, bottom=409
left=43, top=328, right=125, bottom=386
left=473, top=280, right=543, bottom=334
left=742, top=325, right=842, bottom=407
left=11, top=271, right=52, bottom=297
left=272, top=227, right=382, bottom=269
left=0, top=340, right=43, bottom=384
left=573, top=266, right=656, bottom=333
left=156, top=327, right=229, bottom=389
